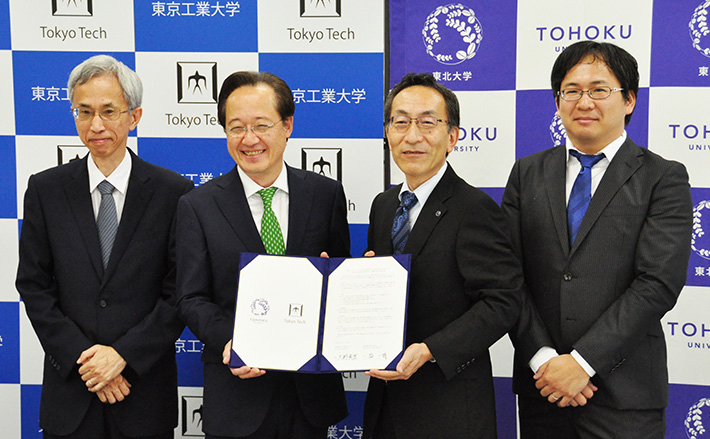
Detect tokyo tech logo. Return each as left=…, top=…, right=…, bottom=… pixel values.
left=686, top=398, right=709, bottom=438
left=692, top=200, right=710, bottom=260
left=52, top=0, right=92, bottom=17
left=422, top=4, right=482, bottom=66
left=690, top=1, right=710, bottom=58
left=549, top=114, right=566, bottom=146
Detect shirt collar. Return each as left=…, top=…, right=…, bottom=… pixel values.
left=87, top=149, right=132, bottom=195
left=566, top=131, right=626, bottom=161
left=237, top=163, right=290, bottom=196
left=400, top=161, right=448, bottom=206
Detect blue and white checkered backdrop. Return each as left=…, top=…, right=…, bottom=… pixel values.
left=0, top=1, right=708, bottom=438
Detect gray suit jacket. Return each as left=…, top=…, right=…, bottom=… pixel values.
left=501, top=138, right=693, bottom=410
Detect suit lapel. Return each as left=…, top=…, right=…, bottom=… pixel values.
left=214, top=167, right=265, bottom=253
left=372, top=187, right=399, bottom=255
left=544, top=147, right=571, bottom=256
left=102, top=153, right=153, bottom=285
left=571, top=139, right=642, bottom=254
left=64, top=157, right=103, bottom=278
left=285, top=166, right=313, bottom=254
left=403, top=165, right=454, bottom=259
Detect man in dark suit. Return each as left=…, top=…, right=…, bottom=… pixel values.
left=501, top=41, right=693, bottom=439
left=362, top=73, right=524, bottom=439
left=16, top=55, right=193, bottom=438
left=175, top=71, right=349, bottom=439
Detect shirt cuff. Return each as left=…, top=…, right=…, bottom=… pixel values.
left=529, top=346, right=558, bottom=373
left=571, top=350, right=596, bottom=377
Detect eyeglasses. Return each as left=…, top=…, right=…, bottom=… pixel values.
left=387, top=115, right=449, bottom=133
left=558, top=86, right=624, bottom=101
left=226, top=119, right=284, bottom=138
left=72, top=107, right=130, bottom=121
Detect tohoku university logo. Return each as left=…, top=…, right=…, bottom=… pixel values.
left=690, top=1, right=710, bottom=58
left=686, top=398, right=710, bottom=438
left=692, top=200, right=710, bottom=260
left=250, top=298, right=270, bottom=316
left=549, top=114, right=567, bottom=146
left=422, top=4, right=483, bottom=66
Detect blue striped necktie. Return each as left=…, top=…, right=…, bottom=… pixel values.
left=97, top=180, right=118, bottom=268
left=567, top=150, right=605, bottom=247
left=392, top=191, right=418, bottom=254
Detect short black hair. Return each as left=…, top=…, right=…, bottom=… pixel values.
left=385, top=72, right=460, bottom=131
left=551, top=41, right=639, bottom=125
left=217, top=71, right=294, bottom=128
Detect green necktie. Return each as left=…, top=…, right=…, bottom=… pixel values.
left=258, top=187, right=286, bottom=255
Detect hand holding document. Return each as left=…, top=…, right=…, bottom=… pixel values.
left=229, top=253, right=410, bottom=373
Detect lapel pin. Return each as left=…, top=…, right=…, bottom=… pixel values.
left=435, top=210, right=441, bottom=217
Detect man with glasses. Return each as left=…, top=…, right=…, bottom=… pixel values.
left=16, top=55, right=193, bottom=438
left=175, top=71, right=350, bottom=439
left=501, top=41, right=693, bottom=438
left=362, top=72, right=524, bottom=438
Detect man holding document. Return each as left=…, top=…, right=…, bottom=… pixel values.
left=362, top=73, right=525, bottom=438
left=175, top=71, right=350, bottom=439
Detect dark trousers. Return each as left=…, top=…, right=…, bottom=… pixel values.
left=43, top=397, right=173, bottom=439
left=518, top=396, right=665, bottom=439
left=206, top=379, right=326, bottom=439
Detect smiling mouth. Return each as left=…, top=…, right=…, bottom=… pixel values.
left=243, top=150, right=265, bottom=156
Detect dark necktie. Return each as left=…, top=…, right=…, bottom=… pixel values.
left=392, top=191, right=418, bottom=255
left=96, top=180, right=118, bottom=268
left=567, top=150, right=605, bottom=247
left=258, top=187, right=286, bottom=255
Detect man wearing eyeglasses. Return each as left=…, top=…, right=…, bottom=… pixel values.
left=361, top=73, right=524, bottom=438
left=501, top=41, right=693, bottom=438
left=16, top=55, right=193, bottom=438
left=175, top=71, right=350, bottom=439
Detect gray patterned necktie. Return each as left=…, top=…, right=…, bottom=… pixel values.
left=97, top=180, right=118, bottom=268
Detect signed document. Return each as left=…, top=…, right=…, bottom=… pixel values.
left=229, top=253, right=410, bottom=373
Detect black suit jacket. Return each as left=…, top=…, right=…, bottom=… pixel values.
left=363, top=165, right=524, bottom=439
left=501, top=138, right=693, bottom=409
left=16, top=151, right=193, bottom=436
left=175, top=165, right=350, bottom=437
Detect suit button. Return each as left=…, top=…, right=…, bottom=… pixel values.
left=99, top=299, right=107, bottom=308
left=563, top=273, right=573, bottom=281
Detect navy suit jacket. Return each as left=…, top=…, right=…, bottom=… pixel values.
left=501, top=138, right=693, bottom=410
left=363, top=165, right=524, bottom=438
left=16, top=151, right=193, bottom=436
left=175, top=165, right=350, bottom=437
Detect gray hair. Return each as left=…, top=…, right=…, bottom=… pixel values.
left=67, top=55, right=143, bottom=109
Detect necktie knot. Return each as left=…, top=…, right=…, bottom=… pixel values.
left=98, top=180, right=115, bottom=196
left=569, top=150, right=605, bottom=170
left=400, top=191, right=418, bottom=210
left=258, top=187, right=277, bottom=208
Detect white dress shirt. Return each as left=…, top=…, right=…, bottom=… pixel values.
left=398, top=162, right=449, bottom=229
left=237, top=164, right=290, bottom=246
left=88, top=149, right=132, bottom=223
